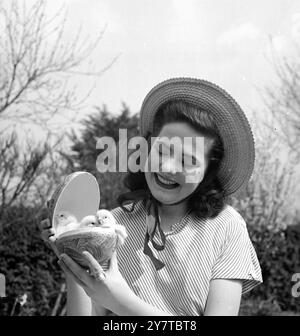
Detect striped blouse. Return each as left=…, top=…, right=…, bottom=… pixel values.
left=111, top=200, right=262, bottom=316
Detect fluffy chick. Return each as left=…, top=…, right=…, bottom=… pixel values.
left=55, top=211, right=79, bottom=235
left=96, top=209, right=116, bottom=228
left=96, top=209, right=128, bottom=246
left=80, top=215, right=98, bottom=228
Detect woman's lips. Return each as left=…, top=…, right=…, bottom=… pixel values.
left=153, top=172, right=179, bottom=189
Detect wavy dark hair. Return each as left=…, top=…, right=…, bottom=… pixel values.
left=117, top=100, right=228, bottom=219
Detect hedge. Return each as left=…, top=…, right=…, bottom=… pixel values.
left=0, top=205, right=299, bottom=315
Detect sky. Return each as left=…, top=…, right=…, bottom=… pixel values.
left=40, top=0, right=300, bottom=120
left=2, top=0, right=300, bottom=130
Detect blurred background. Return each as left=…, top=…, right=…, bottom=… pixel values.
left=0, top=0, right=299, bottom=316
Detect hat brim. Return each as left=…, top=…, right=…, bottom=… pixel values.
left=139, top=77, right=255, bottom=197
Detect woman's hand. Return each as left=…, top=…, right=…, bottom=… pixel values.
left=39, top=217, right=59, bottom=258
left=38, top=206, right=94, bottom=315
left=58, top=251, right=134, bottom=314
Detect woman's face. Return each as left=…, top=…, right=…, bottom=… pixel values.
left=144, top=121, right=214, bottom=205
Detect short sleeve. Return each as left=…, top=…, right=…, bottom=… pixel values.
left=211, top=212, right=263, bottom=294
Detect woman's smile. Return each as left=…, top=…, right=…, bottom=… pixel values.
left=154, top=172, right=179, bottom=189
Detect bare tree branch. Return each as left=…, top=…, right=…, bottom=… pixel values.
left=0, top=0, right=118, bottom=134
left=258, top=39, right=300, bottom=160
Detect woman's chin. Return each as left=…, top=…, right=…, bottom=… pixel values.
left=150, top=186, right=183, bottom=205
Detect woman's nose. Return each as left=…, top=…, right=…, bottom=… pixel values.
left=160, top=157, right=180, bottom=174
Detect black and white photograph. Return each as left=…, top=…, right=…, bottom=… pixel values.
left=0, top=0, right=299, bottom=320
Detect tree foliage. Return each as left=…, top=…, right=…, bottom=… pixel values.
left=67, top=104, right=139, bottom=209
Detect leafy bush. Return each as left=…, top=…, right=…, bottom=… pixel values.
left=0, top=205, right=64, bottom=316
left=1, top=202, right=299, bottom=315
left=240, top=221, right=300, bottom=314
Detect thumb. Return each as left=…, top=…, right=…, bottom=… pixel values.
left=109, top=251, right=118, bottom=270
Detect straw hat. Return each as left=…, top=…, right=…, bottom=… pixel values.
left=139, top=77, right=255, bottom=197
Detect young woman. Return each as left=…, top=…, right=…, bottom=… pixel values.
left=40, top=78, right=262, bottom=316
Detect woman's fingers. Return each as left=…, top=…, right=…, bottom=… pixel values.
left=39, top=218, right=51, bottom=230
left=82, top=251, right=106, bottom=281
left=49, top=236, right=60, bottom=258
left=40, top=226, right=60, bottom=257
left=58, top=259, right=87, bottom=288
left=40, top=228, right=55, bottom=242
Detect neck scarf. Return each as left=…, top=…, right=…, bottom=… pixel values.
left=143, top=196, right=166, bottom=270
left=119, top=188, right=195, bottom=271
